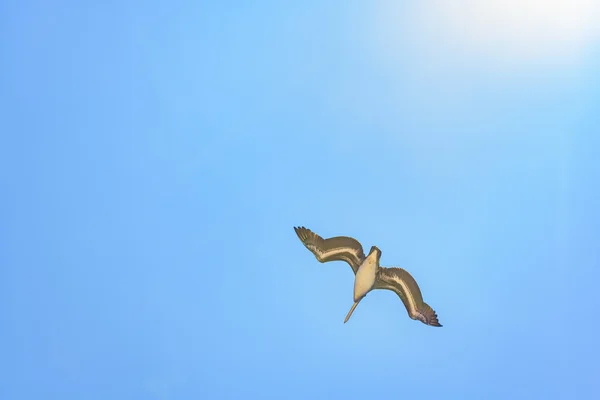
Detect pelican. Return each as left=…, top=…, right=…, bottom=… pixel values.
left=294, top=226, right=442, bottom=326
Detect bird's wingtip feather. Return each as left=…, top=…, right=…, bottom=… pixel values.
left=419, top=303, right=442, bottom=327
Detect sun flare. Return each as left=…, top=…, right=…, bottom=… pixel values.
left=373, top=0, right=600, bottom=68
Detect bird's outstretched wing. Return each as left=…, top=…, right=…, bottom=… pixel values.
left=375, top=267, right=442, bottom=327
left=294, top=226, right=365, bottom=274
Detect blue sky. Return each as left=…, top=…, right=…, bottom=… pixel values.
left=1, top=1, right=599, bottom=399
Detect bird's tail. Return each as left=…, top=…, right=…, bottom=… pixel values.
left=417, top=302, right=442, bottom=327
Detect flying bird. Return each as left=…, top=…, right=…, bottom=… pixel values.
left=294, top=226, right=442, bottom=327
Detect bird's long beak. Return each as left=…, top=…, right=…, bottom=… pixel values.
left=344, top=299, right=362, bottom=323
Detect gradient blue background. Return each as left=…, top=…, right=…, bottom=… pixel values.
left=1, top=1, right=599, bottom=399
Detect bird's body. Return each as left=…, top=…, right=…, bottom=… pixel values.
left=353, top=246, right=381, bottom=302
left=344, top=246, right=382, bottom=323
left=294, top=226, right=442, bottom=327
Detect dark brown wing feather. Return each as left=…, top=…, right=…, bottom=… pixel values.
left=375, top=267, right=442, bottom=327
left=294, top=226, right=365, bottom=274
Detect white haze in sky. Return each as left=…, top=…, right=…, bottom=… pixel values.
left=372, top=0, right=600, bottom=70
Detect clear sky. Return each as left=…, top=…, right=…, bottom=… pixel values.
left=2, top=1, right=599, bottom=399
